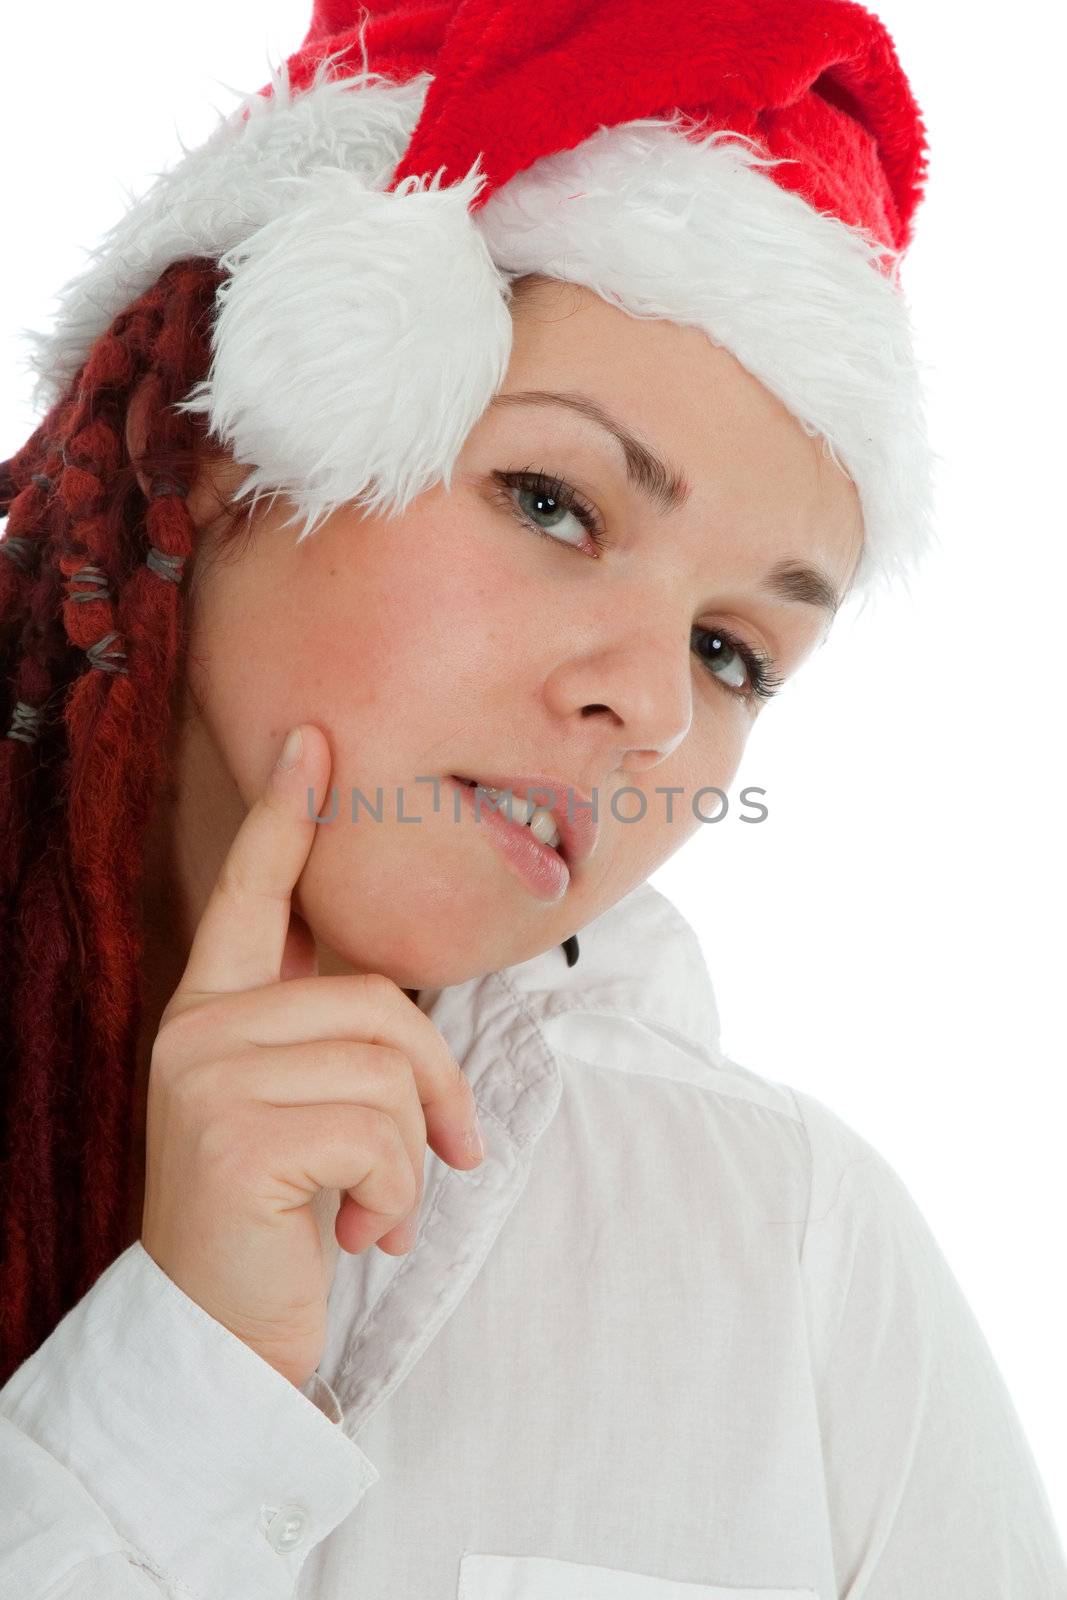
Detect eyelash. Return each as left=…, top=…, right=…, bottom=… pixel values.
left=489, top=465, right=786, bottom=705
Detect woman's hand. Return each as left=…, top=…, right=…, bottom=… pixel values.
left=138, top=723, right=485, bottom=1391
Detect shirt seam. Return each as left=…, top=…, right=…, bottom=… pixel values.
left=490, top=966, right=576, bottom=1129
left=555, top=1044, right=807, bottom=1126
left=37, top=1543, right=201, bottom=1600
left=517, top=990, right=721, bottom=1065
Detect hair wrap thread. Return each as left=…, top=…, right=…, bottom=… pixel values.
left=3, top=544, right=183, bottom=740
left=144, top=545, right=186, bottom=582
left=0, top=536, right=35, bottom=573
left=66, top=562, right=110, bottom=604
left=5, top=702, right=44, bottom=746
left=84, top=633, right=128, bottom=676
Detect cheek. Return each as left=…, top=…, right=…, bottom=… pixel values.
left=678, top=703, right=751, bottom=793
left=594, top=715, right=751, bottom=881
left=299, top=515, right=534, bottom=706
left=190, top=497, right=553, bottom=824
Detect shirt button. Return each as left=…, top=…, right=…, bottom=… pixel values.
left=262, top=1503, right=312, bottom=1552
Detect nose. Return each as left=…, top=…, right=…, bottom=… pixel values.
left=544, top=621, right=693, bottom=765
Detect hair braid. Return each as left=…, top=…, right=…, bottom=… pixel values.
left=0, top=256, right=245, bottom=1384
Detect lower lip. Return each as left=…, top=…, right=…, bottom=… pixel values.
left=449, top=778, right=571, bottom=903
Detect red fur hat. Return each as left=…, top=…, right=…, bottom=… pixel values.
left=25, top=0, right=937, bottom=597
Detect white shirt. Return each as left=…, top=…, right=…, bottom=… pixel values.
left=2, top=880, right=1064, bottom=1600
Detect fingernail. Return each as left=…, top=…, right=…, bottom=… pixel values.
left=276, top=727, right=303, bottom=770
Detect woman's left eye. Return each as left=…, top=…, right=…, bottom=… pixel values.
left=692, top=626, right=784, bottom=703
left=490, top=467, right=606, bottom=553
left=491, top=466, right=785, bottom=705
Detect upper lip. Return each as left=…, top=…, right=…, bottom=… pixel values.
left=450, top=771, right=599, bottom=872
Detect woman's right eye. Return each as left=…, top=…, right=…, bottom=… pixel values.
left=490, top=467, right=608, bottom=555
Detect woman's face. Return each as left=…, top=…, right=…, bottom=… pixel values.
left=148, top=276, right=863, bottom=991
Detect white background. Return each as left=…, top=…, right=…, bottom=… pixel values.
left=2, top=0, right=1064, bottom=1532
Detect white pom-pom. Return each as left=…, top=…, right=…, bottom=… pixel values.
left=175, top=158, right=514, bottom=542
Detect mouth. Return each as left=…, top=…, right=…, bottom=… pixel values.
left=447, top=770, right=599, bottom=880
left=448, top=774, right=573, bottom=903
left=450, top=776, right=566, bottom=861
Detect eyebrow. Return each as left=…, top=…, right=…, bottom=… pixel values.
left=761, top=558, right=842, bottom=619
left=489, top=388, right=842, bottom=619
left=490, top=388, right=691, bottom=515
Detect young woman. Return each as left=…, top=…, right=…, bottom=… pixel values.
left=1, top=1, right=1064, bottom=1597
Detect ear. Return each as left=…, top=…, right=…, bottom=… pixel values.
left=124, top=375, right=155, bottom=500
left=124, top=373, right=250, bottom=537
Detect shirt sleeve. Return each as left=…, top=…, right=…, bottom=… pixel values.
left=791, top=1086, right=1067, bottom=1599
left=0, top=1241, right=379, bottom=1600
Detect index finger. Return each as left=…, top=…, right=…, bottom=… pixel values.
left=174, top=724, right=331, bottom=999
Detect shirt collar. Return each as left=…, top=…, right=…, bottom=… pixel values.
left=419, top=878, right=723, bottom=1068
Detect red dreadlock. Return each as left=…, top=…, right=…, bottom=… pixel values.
left=0, top=257, right=249, bottom=1386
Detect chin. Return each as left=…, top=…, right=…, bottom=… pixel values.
left=297, top=834, right=572, bottom=989
left=322, top=912, right=563, bottom=991
left=295, top=870, right=556, bottom=992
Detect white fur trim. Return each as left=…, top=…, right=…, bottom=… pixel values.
left=24, top=51, right=433, bottom=414
left=21, top=49, right=937, bottom=593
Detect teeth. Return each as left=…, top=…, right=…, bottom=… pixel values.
left=461, top=780, right=562, bottom=853
left=526, top=808, right=562, bottom=852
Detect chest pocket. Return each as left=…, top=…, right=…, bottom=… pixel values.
left=458, top=1553, right=819, bottom=1600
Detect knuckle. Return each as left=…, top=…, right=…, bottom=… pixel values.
left=315, top=1037, right=365, bottom=1077
left=213, top=852, right=252, bottom=902
left=347, top=1108, right=416, bottom=1213
left=197, top=1105, right=260, bottom=1183
left=354, top=970, right=402, bottom=1010
left=446, top=1048, right=467, bottom=1093
left=169, top=1053, right=237, bottom=1111
left=359, top=1102, right=404, bottom=1159
left=151, top=1005, right=204, bottom=1069
left=214, top=846, right=283, bottom=910
left=437, top=1045, right=470, bottom=1106
left=383, top=1148, right=420, bottom=1213
left=396, top=1167, right=420, bottom=1215
left=364, top=1042, right=412, bottom=1089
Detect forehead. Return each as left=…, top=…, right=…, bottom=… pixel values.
left=504, top=278, right=864, bottom=590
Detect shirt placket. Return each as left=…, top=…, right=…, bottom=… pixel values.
left=327, top=974, right=564, bottom=1437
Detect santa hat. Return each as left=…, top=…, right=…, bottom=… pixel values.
left=22, top=0, right=937, bottom=599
